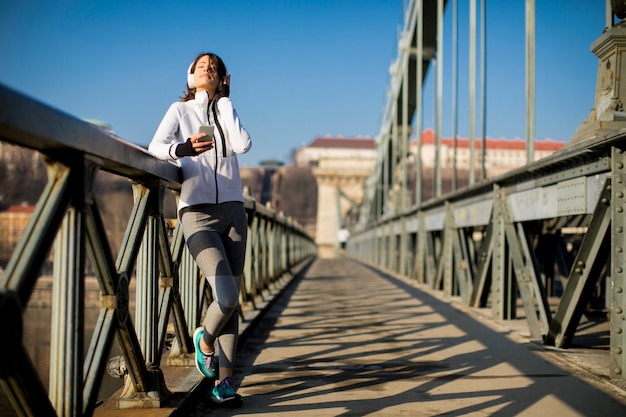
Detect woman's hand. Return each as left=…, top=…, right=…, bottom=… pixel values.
left=215, top=75, right=231, bottom=100
left=189, top=132, right=215, bottom=154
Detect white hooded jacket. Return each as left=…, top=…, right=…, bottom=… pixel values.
left=148, top=90, right=252, bottom=211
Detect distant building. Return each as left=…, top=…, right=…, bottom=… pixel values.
left=259, top=159, right=284, bottom=205
left=0, top=141, right=43, bottom=175
left=83, top=119, right=115, bottom=133
left=294, top=135, right=377, bottom=258
left=295, top=131, right=565, bottom=257
left=416, top=129, right=565, bottom=175
left=259, top=159, right=284, bottom=169
left=0, top=204, right=35, bottom=267
left=293, top=135, right=377, bottom=167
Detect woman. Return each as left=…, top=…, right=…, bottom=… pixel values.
left=148, top=52, right=252, bottom=404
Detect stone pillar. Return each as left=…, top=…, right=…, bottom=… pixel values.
left=315, top=178, right=340, bottom=259
left=572, top=21, right=626, bottom=143
left=313, top=158, right=374, bottom=258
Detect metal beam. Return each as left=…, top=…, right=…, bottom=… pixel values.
left=610, top=146, right=626, bottom=378
left=545, top=179, right=612, bottom=347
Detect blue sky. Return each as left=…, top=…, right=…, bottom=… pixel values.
left=0, top=1, right=607, bottom=167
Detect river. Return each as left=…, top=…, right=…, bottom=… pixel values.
left=0, top=304, right=124, bottom=416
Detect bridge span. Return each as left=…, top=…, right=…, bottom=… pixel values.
left=2, top=0, right=626, bottom=416
left=347, top=0, right=626, bottom=398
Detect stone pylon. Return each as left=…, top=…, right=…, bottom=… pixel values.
left=572, top=20, right=626, bottom=143
left=312, top=158, right=374, bottom=259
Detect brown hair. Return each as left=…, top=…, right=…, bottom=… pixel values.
left=181, top=52, right=228, bottom=102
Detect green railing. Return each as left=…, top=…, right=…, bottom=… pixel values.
left=0, top=83, right=317, bottom=416
left=347, top=0, right=625, bottom=386
left=347, top=131, right=626, bottom=383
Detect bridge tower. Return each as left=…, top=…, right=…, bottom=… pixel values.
left=295, top=136, right=376, bottom=258
left=573, top=15, right=626, bottom=142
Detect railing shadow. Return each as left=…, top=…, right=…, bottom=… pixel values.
left=191, top=258, right=625, bottom=416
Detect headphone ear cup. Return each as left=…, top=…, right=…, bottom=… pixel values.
left=187, top=62, right=195, bottom=89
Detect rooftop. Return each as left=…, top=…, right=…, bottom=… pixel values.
left=308, top=136, right=376, bottom=150
left=419, top=128, right=565, bottom=151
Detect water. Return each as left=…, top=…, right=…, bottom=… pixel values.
left=0, top=304, right=124, bottom=416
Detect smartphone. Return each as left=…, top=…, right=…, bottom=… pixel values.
left=198, top=125, right=214, bottom=142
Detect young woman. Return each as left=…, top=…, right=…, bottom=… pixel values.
left=148, top=52, right=252, bottom=404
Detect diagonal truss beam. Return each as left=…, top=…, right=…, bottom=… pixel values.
left=545, top=179, right=612, bottom=347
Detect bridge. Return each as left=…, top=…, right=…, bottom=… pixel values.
left=2, top=0, right=626, bottom=416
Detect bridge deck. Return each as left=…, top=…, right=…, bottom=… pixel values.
left=95, top=258, right=626, bottom=416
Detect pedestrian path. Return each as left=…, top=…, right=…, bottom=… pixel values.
left=189, top=258, right=626, bottom=416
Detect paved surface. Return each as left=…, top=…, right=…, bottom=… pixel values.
left=184, top=258, right=626, bottom=416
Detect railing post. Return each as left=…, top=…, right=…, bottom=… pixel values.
left=399, top=217, right=408, bottom=277
left=242, top=206, right=254, bottom=303
left=442, top=201, right=455, bottom=296
left=118, top=181, right=169, bottom=407
left=611, top=145, right=626, bottom=379
left=281, top=221, right=287, bottom=275
left=267, top=212, right=276, bottom=280
left=49, top=160, right=88, bottom=416
left=135, top=183, right=159, bottom=367
left=166, top=221, right=198, bottom=364
left=250, top=210, right=260, bottom=296
left=259, top=216, right=269, bottom=288
left=491, top=184, right=513, bottom=319
left=180, top=242, right=201, bottom=332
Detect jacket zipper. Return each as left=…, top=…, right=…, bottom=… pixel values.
left=211, top=100, right=227, bottom=158
left=207, top=96, right=220, bottom=203
left=211, top=100, right=227, bottom=203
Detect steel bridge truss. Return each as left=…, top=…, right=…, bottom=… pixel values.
left=348, top=0, right=626, bottom=383
left=348, top=132, right=626, bottom=382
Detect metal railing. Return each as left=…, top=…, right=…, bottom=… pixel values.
left=347, top=0, right=626, bottom=384
left=348, top=129, right=626, bottom=382
left=0, top=83, right=317, bottom=416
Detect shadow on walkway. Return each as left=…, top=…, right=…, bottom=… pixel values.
left=188, top=258, right=626, bottom=417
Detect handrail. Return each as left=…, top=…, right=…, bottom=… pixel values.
left=0, top=83, right=317, bottom=416
left=346, top=128, right=626, bottom=383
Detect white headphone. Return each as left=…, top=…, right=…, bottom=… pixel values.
left=187, top=61, right=195, bottom=89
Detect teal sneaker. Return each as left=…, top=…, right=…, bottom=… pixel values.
left=193, top=327, right=215, bottom=379
left=211, top=376, right=237, bottom=403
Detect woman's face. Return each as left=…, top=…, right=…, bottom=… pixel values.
left=193, top=55, right=220, bottom=94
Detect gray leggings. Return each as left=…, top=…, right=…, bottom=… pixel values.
left=181, top=201, right=247, bottom=369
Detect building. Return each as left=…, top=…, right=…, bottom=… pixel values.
left=0, top=204, right=35, bottom=268
left=416, top=129, right=565, bottom=175
left=294, top=136, right=378, bottom=258
left=293, top=135, right=377, bottom=168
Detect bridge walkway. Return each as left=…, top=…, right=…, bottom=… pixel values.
left=175, top=258, right=626, bottom=416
